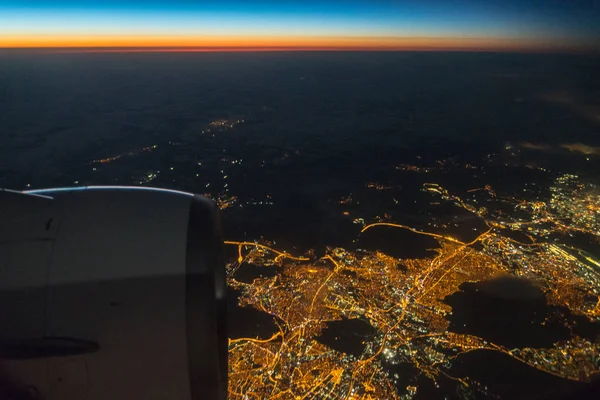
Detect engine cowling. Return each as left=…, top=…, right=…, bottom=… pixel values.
left=0, top=186, right=227, bottom=400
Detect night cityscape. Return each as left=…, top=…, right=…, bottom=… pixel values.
left=1, top=1, right=600, bottom=399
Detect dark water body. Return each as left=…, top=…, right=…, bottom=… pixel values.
left=450, top=350, right=592, bottom=400
left=232, top=263, right=280, bottom=284
left=316, top=317, right=377, bottom=357
left=445, top=276, right=600, bottom=348
left=358, top=225, right=440, bottom=259
left=227, top=289, right=280, bottom=340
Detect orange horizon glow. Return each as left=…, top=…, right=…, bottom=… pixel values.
left=0, top=35, right=593, bottom=53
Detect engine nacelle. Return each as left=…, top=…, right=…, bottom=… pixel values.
left=0, top=186, right=227, bottom=400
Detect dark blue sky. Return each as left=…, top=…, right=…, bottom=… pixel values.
left=1, top=0, right=598, bottom=48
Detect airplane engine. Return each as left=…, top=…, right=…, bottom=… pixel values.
left=0, top=186, right=227, bottom=400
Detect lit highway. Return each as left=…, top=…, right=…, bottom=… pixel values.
left=226, top=174, right=600, bottom=399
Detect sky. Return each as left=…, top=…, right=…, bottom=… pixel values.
left=1, top=0, right=599, bottom=51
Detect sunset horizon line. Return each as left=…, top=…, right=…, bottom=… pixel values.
left=1, top=35, right=598, bottom=54
left=2, top=47, right=597, bottom=55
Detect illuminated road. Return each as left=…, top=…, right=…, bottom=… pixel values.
left=227, top=174, right=600, bottom=399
